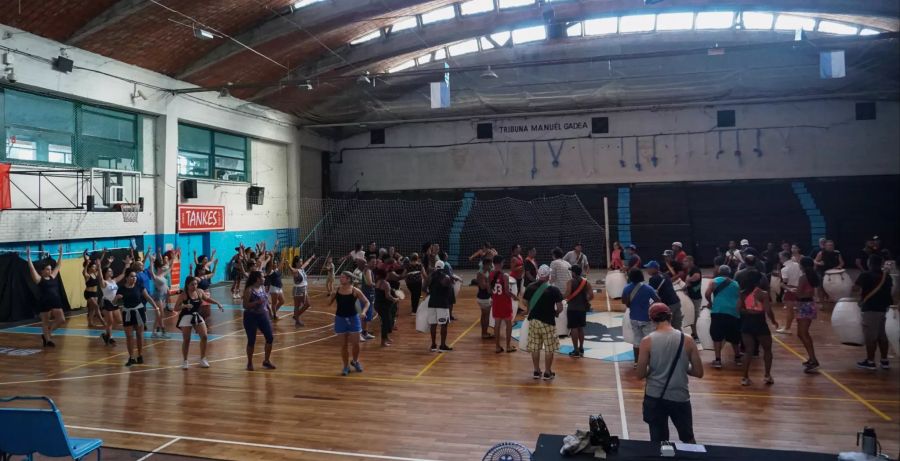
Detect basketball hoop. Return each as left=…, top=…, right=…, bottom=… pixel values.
left=118, top=203, right=140, bottom=223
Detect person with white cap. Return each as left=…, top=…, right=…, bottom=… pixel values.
left=425, top=260, right=454, bottom=353
left=671, top=242, right=687, bottom=264
left=522, top=264, right=565, bottom=380
left=724, top=241, right=743, bottom=273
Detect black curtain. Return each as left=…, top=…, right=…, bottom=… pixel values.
left=0, top=253, right=70, bottom=323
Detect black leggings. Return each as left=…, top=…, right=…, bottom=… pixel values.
left=243, top=311, right=274, bottom=347
left=643, top=396, right=695, bottom=443
left=408, top=282, right=422, bottom=313
left=375, top=302, right=394, bottom=340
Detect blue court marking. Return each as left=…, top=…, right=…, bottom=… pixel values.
left=0, top=326, right=224, bottom=342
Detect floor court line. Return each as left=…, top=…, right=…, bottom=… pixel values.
left=772, top=335, right=893, bottom=421
left=66, top=424, right=444, bottom=461
left=605, top=288, right=630, bottom=439
left=135, top=437, right=181, bottom=461
left=414, top=318, right=480, bottom=379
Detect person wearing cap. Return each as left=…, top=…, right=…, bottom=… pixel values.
left=682, top=256, right=703, bottom=343
left=646, top=260, right=684, bottom=330
left=856, top=238, right=879, bottom=272
left=808, top=237, right=826, bottom=259
left=704, top=265, right=743, bottom=369
left=564, top=265, right=594, bottom=357
left=622, top=268, right=661, bottom=367
left=662, top=250, right=685, bottom=285
left=523, top=265, right=565, bottom=380
left=636, top=302, right=703, bottom=444
left=424, top=260, right=454, bottom=353
left=671, top=242, right=687, bottom=264
left=624, top=244, right=642, bottom=271
left=563, top=243, right=590, bottom=277
left=724, top=241, right=743, bottom=273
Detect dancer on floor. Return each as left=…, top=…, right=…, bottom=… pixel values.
left=565, top=265, right=593, bottom=357
left=510, top=244, right=525, bottom=295
left=25, top=246, right=66, bottom=347
left=330, top=271, right=370, bottom=375
left=625, top=244, right=642, bottom=270
left=193, top=255, right=218, bottom=322
left=229, top=245, right=246, bottom=299
left=794, top=257, right=821, bottom=372
left=99, top=263, right=126, bottom=346
left=289, top=254, right=315, bottom=327
left=374, top=268, right=400, bottom=347
left=323, top=255, right=336, bottom=294
left=242, top=271, right=276, bottom=371
left=738, top=267, right=777, bottom=386
left=704, top=266, right=743, bottom=369
left=359, top=256, right=377, bottom=341
left=476, top=257, right=494, bottom=339
left=623, top=268, right=660, bottom=367
left=82, top=253, right=105, bottom=328
left=175, top=276, right=223, bottom=369
left=523, top=265, right=565, bottom=380
left=563, top=243, right=590, bottom=278
left=385, top=256, right=405, bottom=329
left=116, top=269, right=159, bottom=366
left=265, top=260, right=285, bottom=321
left=490, top=255, right=516, bottom=353
left=610, top=242, right=624, bottom=270
left=524, top=247, right=538, bottom=287
left=426, top=261, right=454, bottom=352
left=776, top=251, right=801, bottom=334
left=469, top=242, right=498, bottom=268
left=854, top=254, right=894, bottom=370
left=683, top=256, right=703, bottom=342
left=405, top=253, right=424, bottom=315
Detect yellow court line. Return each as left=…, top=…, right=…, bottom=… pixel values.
left=772, top=335, right=893, bottom=421
left=414, top=318, right=480, bottom=379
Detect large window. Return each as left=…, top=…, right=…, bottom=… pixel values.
left=1, top=89, right=139, bottom=170
left=178, top=124, right=249, bottom=182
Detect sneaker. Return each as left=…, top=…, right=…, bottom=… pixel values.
left=200, top=358, right=210, bottom=368
left=533, top=370, right=542, bottom=380
left=542, top=371, right=556, bottom=381
left=880, top=360, right=890, bottom=370
left=341, top=367, right=350, bottom=376
left=160, top=331, right=169, bottom=339
left=262, top=361, right=276, bottom=370
left=359, top=334, right=368, bottom=342
left=295, top=319, right=305, bottom=327
left=350, top=360, right=363, bottom=372
left=101, top=333, right=110, bottom=345
left=735, top=358, right=743, bottom=367
left=151, top=331, right=159, bottom=339
left=136, top=356, right=144, bottom=364
left=125, top=358, right=136, bottom=367
left=364, top=332, right=376, bottom=341
left=438, top=345, right=453, bottom=353
left=711, top=359, right=723, bottom=369
left=696, top=344, right=704, bottom=351
left=181, top=360, right=189, bottom=370
left=775, top=327, right=790, bottom=334
left=804, top=361, right=820, bottom=373
left=108, top=337, right=117, bottom=345
left=430, top=344, right=438, bottom=352
left=856, top=360, right=877, bottom=370
left=568, top=350, right=580, bottom=357
left=579, top=348, right=586, bottom=356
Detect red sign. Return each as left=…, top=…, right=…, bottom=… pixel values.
left=178, top=205, right=225, bottom=233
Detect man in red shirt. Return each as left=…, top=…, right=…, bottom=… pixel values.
left=672, top=242, right=688, bottom=263
left=509, top=244, right=524, bottom=295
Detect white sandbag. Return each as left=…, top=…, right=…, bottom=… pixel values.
left=823, top=269, right=853, bottom=301
left=605, top=271, right=626, bottom=299
left=831, top=298, right=864, bottom=346
left=700, top=278, right=712, bottom=308
left=453, top=280, right=462, bottom=297
left=622, top=308, right=634, bottom=345
left=769, top=275, right=782, bottom=303
left=886, top=307, right=900, bottom=356
left=509, top=275, right=519, bottom=311
left=696, top=308, right=714, bottom=350
left=517, top=319, right=530, bottom=351
left=676, top=290, right=694, bottom=328
left=556, top=300, right=569, bottom=336
left=415, top=296, right=430, bottom=333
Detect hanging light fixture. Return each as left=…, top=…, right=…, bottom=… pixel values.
left=480, top=65, right=499, bottom=79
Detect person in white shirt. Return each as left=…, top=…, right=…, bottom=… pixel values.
left=563, top=243, right=589, bottom=276
left=549, top=247, right=572, bottom=292
left=776, top=251, right=802, bottom=334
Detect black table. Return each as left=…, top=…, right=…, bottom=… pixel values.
left=533, top=434, right=837, bottom=461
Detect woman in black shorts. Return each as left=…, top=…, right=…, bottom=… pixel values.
left=175, top=276, right=223, bottom=370
left=25, top=245, right=66, bottom=347
left=739, top=269, right=777, bottom=386
left=116, top=269, right=159, bottom=366
left=82, top=254, right=105, bottom=328
left=565, top=265, right=594, bottom=357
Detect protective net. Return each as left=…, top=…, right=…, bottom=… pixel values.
left=297, top=195, right=605, bottom=272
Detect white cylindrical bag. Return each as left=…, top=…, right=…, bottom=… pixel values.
left=556, top=300, right=569, bottom=336
left=415, top=296, right=431, bottom=333
left=769, top=275, right=782, bottom=303
left=700, top=278, right=712, bottom=308
left=823, top=269, right=853, bottom=300
left=605, top=271, right=626, bottom=299
left=517, top=319, right=530, bottom=351
left=696, top=308, right=714, bottom=350
left=831, top=298, right=864, bottom=346
left=676, top=290, right=694, bottom=328
left=622, top=308, right=634, bottom=345
left=886, top=307, right=900, bottom=356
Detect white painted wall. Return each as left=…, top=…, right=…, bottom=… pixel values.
left=0, top=25, right=333, bottom=243
left=334, top=99, right=900, bottom=191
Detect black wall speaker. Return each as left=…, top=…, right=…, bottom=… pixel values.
left=86, top=195, right=95, bottom=211
left=53, top=56, right=74, bottom=73
left=181, top=179, right=198, bottom=199
left=591, top=117, right=609, bottom=134
left=370, top=129, right=385, bottom=145
left=476, top=123, right=493, bottom=139
left=248, top=186, right=265, bottom=206
left=717, top=110, right=736, bottom=128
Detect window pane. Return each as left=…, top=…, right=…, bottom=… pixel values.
left=433, top=48, right=447, bottom=60
left=215, top=156, right=245, bottom=172
left=490, top=31, right=511, bottom=45
left=83, top=140, right=137, bottom=170
left=293, top=0, right=322, bottom=8
left=214, top=146, right=245, bottom=159
left=741, top=12, right=773, bottom=29
left=512, top=25, right=546, bottom=44
left=695, top=11, right=734, bottom=29
left=214, top=132, right=245, bottom=151
left=6, top=128, right=74, bottom=165
left=48, top=144, right=73, bottom=164
left=350, top=30, right=381, bottom=45
left=498, top=0, right=534, bottom=9
left=5, top=90, right=74, bottom=133
left=566, top=22, right=583, bottom=37
left=215, top=169, right=246, bottom=182
left=416, top=53, right=433, bottom=65
left=859, top=28, right=881, bottom=36
left=391, top=17, right=417, bottom=32
left=7, top=137, right=36, bottom=161
left=460, top=0, right=493, bottom=15
left=620, top=14, right=655, bottom=32
left=388, top=60, right=416, bottom=73
left=818, top=21, right=857, bottom=35
left=421, top=6, right=455, bottom=24
left=774, top=14, right=815, bottom=31
left=178, top=125, right=212, bottom=153
left=656, top=12, right=693, bottom=31
left=178, top=151, right=210, bottom=177
left=584, top=17, right=617, bottom=35
left=448, top=39, right=479, bottom=57
left=480, top=37, right=495, bottom=50
left=82, top=107, right=136, bottom=143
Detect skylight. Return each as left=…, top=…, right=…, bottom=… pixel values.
left=566, top=22, right=583, bottom=37
left=391, top=17, right=418, bottom=33
left=293, top=0, right=322, bottom=9
left=448, top=39, right=480, bottom=56
left=741, top=12, right=774, bottom=29
left=498, top=0, right=535, bottom=9
left=388, top=60, right=415, bottom=73
left=416, top=53, right=433, bottom=66
left=434, top=48, right=447, bottom=60
left=422, top=5, right=456, bottom=25
left=460, top=0, right=494, bottom=16
left=774, top=14, right=816, bottom=31
left=480, top=37, right=496, bottom=50
left=817, top=20, right=858, bottom=35
left=695, top=11, right=734, bottom=29
left=859, top=28, right=881, bottom=36
left=619, top=14, right=655, bottom=33
left=490, top=31, right=512, bottom=46
left=350, top=30, right=381, bottom=45
left=584, top=17, right=617, bottom=36
left=656, top=12, right=694, bottom=31
left=512, top=25, right=546, bottom=44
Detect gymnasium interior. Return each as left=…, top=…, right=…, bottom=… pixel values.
left=0, top=0, right=899, bottom=460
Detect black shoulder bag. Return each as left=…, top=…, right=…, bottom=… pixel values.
left=642, top=332, right=685, bottom=423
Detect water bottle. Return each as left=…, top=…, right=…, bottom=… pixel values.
left=856, top=426, right=878, bottom=456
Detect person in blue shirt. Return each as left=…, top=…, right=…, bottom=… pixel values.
left=622, top=268, right=660, bottom=368
left=704, top=265, right=742, bottom=369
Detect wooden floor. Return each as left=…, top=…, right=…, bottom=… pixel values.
left=1, top=272, right=898, bottom=461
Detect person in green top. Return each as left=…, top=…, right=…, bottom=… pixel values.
left=523, top=265, right=565, bottom=381
left=704, top=265, right=742, bottom=369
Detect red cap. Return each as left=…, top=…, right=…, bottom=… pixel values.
left=649, top=303, right=671, bottom=321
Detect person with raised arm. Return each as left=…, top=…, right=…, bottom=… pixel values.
left=25, top=245, right=66, bottom=347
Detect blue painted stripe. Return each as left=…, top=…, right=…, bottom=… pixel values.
left=616, top=187, right=632, bottom=247
left=791, top=181, right=826, bottom=247
left=1, top=326, right=224, bottom=342
left=447, top=192, right=475, bottom=267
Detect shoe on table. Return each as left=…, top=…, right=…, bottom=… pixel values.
left=181, top=360, right=190, bottom=370
left=200, top=358, right=210, bottom=368
left=880, top=360, right=890, bottom=370
left=856, top=360, right=877, bottom=370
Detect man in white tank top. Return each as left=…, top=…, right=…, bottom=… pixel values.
left=635, top=303, right=704, bottom=444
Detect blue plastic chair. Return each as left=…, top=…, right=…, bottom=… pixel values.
left=0, top=396, right=102, bottom=461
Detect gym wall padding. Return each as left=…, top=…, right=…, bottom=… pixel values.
left=0, top=254, right=70, bottom=323
left=59, top=259, right=87, bottom=311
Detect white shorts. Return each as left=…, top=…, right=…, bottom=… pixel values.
left=293, top=286, right=308, bottom=298
left=477, top=298, right=492, bottom=310
left=426, top=308, right=451, bottom=325
left=269, top=287, right=283, bottom=295
left=177, top=313, right=205, bottom=329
